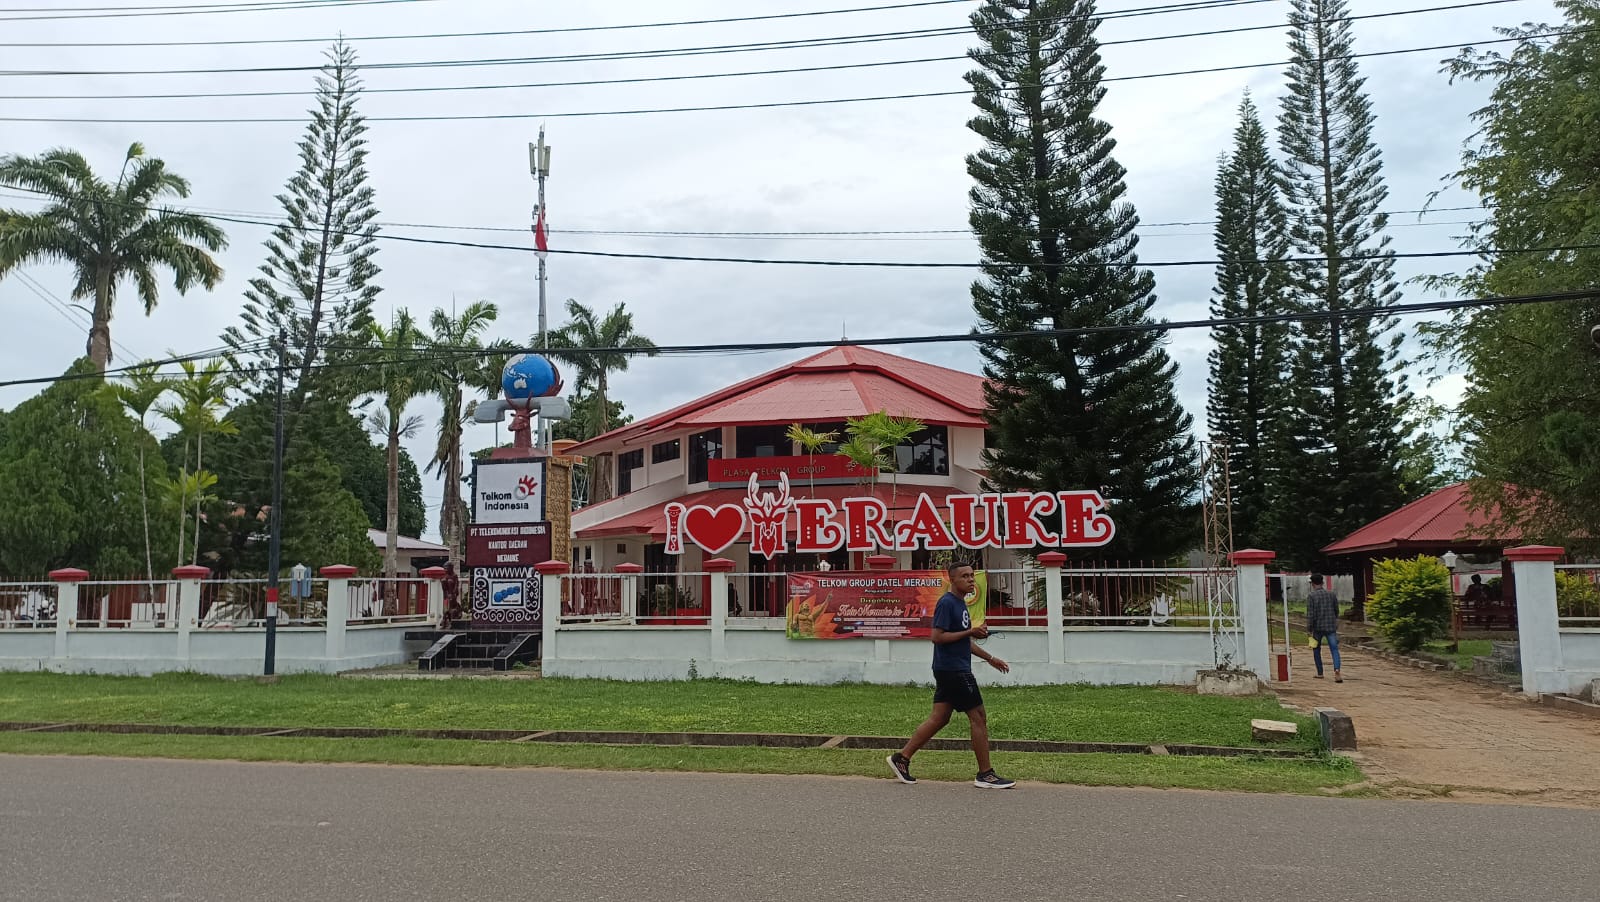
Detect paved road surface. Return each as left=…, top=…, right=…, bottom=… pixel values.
left=1278, top=644, right=1600, bottom=803
left=3, top=755, right=1597, bottom=901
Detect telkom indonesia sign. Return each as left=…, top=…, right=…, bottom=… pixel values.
left=665, top=474, right=1115, bottom=560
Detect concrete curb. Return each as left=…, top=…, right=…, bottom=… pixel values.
left=0, top=720, right=1321, bottom=760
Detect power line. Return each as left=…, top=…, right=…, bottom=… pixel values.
left=0, top=29, right=1564, bottom=123
left=0, top=0, right=1528, bottom=102
left=0, top=0, right=1278, bottom=77
left=0, top=0, right=447, bottom=23
left=8, top=270, right=147, bottom=361
left=0, top=0, right=976, bottom=45
left=0, top=183, right=1555, bottom=267
left=5, top=288, right=1592, bottom=391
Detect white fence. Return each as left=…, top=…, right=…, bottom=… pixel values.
left=0, top=566, right=444, bottom=676
left=1510, top=551, right=1600, bottom=696
left=536, top=557, right=1269, bottom=687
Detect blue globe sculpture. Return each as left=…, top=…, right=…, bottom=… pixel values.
left=501, top=354, right=562, bottom=407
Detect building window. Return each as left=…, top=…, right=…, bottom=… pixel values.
left=652, top=439, right=681, bottom=464
left=617, top=448, right=644, bottom=495
left=895, top=426, right=949, bottom=476
left=689, top=428, right=723, bottom=483
left=736, top=424, right=791, bottom=459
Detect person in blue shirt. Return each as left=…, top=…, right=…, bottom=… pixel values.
left=886, top=563, right=1015, bottom=789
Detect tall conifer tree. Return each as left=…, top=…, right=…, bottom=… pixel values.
left=1207, top=95, right=1291, bottom=548
left=969, top=0, right=1198, bottom=561
left=1273, top=0, right=1409, bottom=573
left=224, top=39, right=380, bottom=423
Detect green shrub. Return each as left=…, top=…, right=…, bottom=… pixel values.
left=1556, top=571, right=1600, bottom=618
left=1368, top=556, right=1453, bottom=652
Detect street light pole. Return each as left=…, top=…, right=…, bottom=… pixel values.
left=264, top=328, right=286, bottom=677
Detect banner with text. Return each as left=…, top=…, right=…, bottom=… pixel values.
left=785, top=569, right=986, bottom=640
left=465, top=522, right=552, bottom=568
left=472, top=459, right=546, bottom=525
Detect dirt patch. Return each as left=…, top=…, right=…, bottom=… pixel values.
left=1277, top=644, right=1600, bottom=806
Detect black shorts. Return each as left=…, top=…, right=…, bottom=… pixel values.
left=932, top=670, right=983, bottom=712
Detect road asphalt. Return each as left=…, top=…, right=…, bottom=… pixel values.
left=3, top=755, right=1596, bottom=901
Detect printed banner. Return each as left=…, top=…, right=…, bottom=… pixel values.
left=785, top=569, right=987, bottom=640
left=708, top=455, right=873, bottom=486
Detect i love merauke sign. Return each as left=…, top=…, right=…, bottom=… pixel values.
left=664, top=474, right=1115, bottom=561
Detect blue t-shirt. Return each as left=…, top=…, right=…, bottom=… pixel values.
left=931, top=591, right=972, bottom=672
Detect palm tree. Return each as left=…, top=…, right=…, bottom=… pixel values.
left=106, top=363, right=170, bottom=581
left=159, top=358, right=237, bottom=565
left=546, top=299, right=657, bottom=501
left=362, top=310, right=427, bottom=580
left=425, top=301, right=499, bottom=568
left=839, top=411, right=925, bottom=513
left=786, top=423, right=838, bottom=500
left=545, top=299, right=657, bottom=439
left=0, top=144, right=227, bottom=372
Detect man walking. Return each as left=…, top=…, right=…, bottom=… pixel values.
left=886, top=563, right=1015, bottom=788
left=1306, top=572, right=1342, bottom=683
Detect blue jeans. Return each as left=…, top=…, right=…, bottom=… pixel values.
left=1313, top=632, right=1341, bottom=675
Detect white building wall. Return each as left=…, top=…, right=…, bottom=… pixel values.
left=0, top=626, right=420, bottom=676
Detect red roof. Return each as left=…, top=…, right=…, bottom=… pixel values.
left=1322, top=483, right=1526, bottom=555
left=576, top=484, right=961, bottom=541
left=567, top=346, right=987, bottom=456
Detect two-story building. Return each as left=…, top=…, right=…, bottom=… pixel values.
left=566, top=345, right=1024, bottom=616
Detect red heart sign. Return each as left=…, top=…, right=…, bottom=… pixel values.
left=683, top=504, right=746, bottom=554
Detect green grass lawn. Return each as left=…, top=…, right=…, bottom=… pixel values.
left=0, top=673, right=1360, bottom=794
left=1422, top=639, right=1494, bottom=671
left=0, top=672, right=1323, bottom=751
left=0, top=731, right=1360, bottom=795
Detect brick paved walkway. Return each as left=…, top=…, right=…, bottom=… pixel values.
left=1276, top=644, right=1600, bottom=805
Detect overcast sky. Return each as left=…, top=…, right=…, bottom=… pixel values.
left=0, top=0, right=1556, bottom=540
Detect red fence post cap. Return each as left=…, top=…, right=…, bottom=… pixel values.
left=418, top=566, right=447, bottom=579
left=614, top=563, right=644, bottom=574
left=1505, top=545, right=1565, bottom=563
left=171, top=565, right=211, bottom=579
left=1036, top=552, right=1068, bottom=567
left=865, top=554, right=898, bottom=571
left=319, top=565, right=359, bottom=578
left=535, top=560, right=573, bottom=576
left=704, top=558, right=736, bottom=573
left=48, top=568, right=89, bottom=583
left=1229, top=549, right=1277, bottom=566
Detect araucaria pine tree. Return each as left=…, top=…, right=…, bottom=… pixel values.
left=224, top=39, right=380, bottom=420
left=969, top=0, right=1198, bottom=561
left=1272, top=0, right=1409, bottom=573
left=1207, top=95, right=1291, bottom=549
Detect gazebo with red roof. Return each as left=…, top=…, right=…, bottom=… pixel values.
left=1322, top=482, right=1527, bottom=606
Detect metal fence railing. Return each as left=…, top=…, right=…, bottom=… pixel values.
left=0, top=581, right=56, bottom=629
left=347, top=578, right=432, bottom=626
left=74, top=581, right=179, bottom=629
left=1555, top=564, right=1600, bottom=628
left=557, top=572, right=713, bottom=625
left=1058, top=567, right=1235, bottom=628
left=982, top=568, right=1048, bottom=627
left=200, top=578, right=333, bottom=628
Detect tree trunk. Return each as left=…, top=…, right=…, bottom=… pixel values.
left=191, top=431, right=205, bottom=565
left=138, top=441, right=154, bottom=583
left=385, top=420, right=400, bottom=583
left=87, top=267, right=113, bottom=372
left=175, top=437, right=190, bottom=566
left=444, top=412, right=464, bottom=571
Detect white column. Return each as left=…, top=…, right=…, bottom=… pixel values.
left=1038, top=553, right=1067, bottom=665
left=706, top=558, right=732, bottom=664
left=49, top=568, right=87, bottom=663
left=1508, top=545, right=1565, bottom=697
left=321, top=565, right=355, bottom=662
left=172, top=565, right=209, bottom=666
left=1230, top=550, right=1274, bottom=679
left=536, top=561, right=571, bottom=666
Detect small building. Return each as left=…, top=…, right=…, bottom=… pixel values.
left=1321, top=482, right=1525, bottom=610
left=566, top=345, right=1025, bottom=616
left=365, top=529, right=450, bottom=573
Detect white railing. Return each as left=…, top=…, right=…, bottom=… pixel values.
left=347, top=577, right=433, bottom=625
left=1057, top=567, right=1239, bottom=628
left=557, top=572, right=713, bottom=625
left=201, top=578, right=332, bottom=628
left=981, top=567, right=1048, bottom=628
left=1554, top=564, right=1600, bottom=628
left=0, top=581, right=56, bottom=629
left=74, top=580, right=179, bottom=630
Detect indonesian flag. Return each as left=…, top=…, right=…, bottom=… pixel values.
left=534, top=206, right=549, bottom=260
